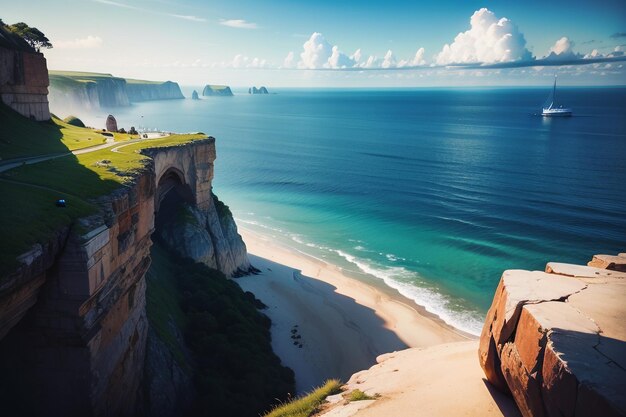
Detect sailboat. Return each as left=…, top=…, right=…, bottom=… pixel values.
left=542, top=75, right=572, bottom=116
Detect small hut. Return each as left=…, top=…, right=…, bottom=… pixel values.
left=106, top=114, right=118, bottom=132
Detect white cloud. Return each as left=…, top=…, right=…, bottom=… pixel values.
left=93, top=0, right=139, bottom=10
left=544, top=37, right=580, bottom=60
left=219, top=19, right=258, bottom=29
left=55, top=35, right=103, bottom=49
left=299, top=32, right=334, bottom=69
left=399, top=47, right=426, bottom=67
left=381, top=50, right=396, bottom=68
left=283, top=51, right=295, bottom=68
left=436, top=8, right=532, bottom=65
left=297, top=33, right=425, bottom=70
left=170, top=14, right=205, bottom=22
left=328, top=45, right=354, bottom=68
left=231, top=54, right=266, bottom=68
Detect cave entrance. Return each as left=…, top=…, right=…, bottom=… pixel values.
left=155, top=167, right=195, bottom=232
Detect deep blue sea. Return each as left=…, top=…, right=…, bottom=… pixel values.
left=79, top=87, right=626, bottom=334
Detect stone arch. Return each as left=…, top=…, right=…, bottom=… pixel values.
left=155, top=166, right=195, bottom=214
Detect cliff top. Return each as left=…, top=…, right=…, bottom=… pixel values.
left=0, top=105, right=209, bottom=277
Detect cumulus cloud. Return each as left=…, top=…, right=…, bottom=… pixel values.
left=381, top=50, right=397, bottom=68
left=544, top=37, right=580, bottom=60
left=436, top=8, right=532, bottom=65
left=298, top=32, right=354, bottom=69
left=297, top=32, right=427, bottom=70
left=231, top=54, right=266, bottom=68
left=219, top=19, right=258, bottom=29
left=398, top=48, right=426, bottom=67
left=283, top=51, right=295, bottom=68
left=55, top=35, right=103, bottom=49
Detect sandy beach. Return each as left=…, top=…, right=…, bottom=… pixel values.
left=235, top=227, right=471, bottom=393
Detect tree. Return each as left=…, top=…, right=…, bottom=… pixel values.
left=8, top=22, right=52, bottom=52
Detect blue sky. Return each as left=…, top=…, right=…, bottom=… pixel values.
left=2, top=0, right=626, bottom=86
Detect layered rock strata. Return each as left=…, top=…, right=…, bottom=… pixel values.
left=0, top=138, right=251, bottom=415
left=0, top=45, right=50, bottom=120
left=478, top=253, right=626, bottom=417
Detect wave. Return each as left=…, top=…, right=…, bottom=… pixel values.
left=332, top=249, right=483, bottom=335
left=237, top=215, right=484, bottom=335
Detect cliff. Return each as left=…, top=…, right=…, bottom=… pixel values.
left=48, top=71, right=129, bottom=110
left=202, top=84, right=233, bottom=96
left=126, top=79, right=184, bottom=102
left=191, top=90, right=199, bottom=100
left=0, top=26, right=50, bottom=121
left=48, top=71, right=184, bottom=111
left=478, top=253, right=626, bottom=417
left=0, top=136, right=254, bottom=415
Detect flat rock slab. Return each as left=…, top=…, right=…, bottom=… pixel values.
left=479, top=253, right=626, bottom=417
left=588, top=254, right=626, bottom=272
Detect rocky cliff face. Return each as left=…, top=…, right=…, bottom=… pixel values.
left=0, top=138, right=252, bottom=416
left=48, top=74, right=130, bottom=110
left=478, top=253, right=626, bottom=417
left=0, top=45, right=50, bottom=121
left=48, top=75, right=184, bottom=112
left=0, top=173, right=155, bottom=416
left=145, top=140, right=251, bottom=277
left=126, top=81, right=184, bottom=102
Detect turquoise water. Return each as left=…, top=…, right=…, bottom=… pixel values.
left=80, top=87, right=626, bottom=334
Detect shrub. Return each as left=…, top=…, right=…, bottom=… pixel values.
left=264, top=379, right=342, bottom=417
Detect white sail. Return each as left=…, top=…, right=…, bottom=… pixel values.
left=542, top=75, right=572, bottom=116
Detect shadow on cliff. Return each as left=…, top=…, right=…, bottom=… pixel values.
left=0, top=105, right=129, bottom=276
left=0, top=108, right=134, bottom=415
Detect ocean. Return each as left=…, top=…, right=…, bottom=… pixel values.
left=78, top=87, right=626, bottom=335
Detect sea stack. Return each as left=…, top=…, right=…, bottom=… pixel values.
left=106, top=114, right=118, bottom=132
left=202, top=85, right=233, bottom=96
left=191, top=90, right=199, bottom=100
left=249, top=86, right=269, bottom=94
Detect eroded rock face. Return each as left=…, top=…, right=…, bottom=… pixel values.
left=147, top=140, right=252, bottom=277
left=478, top=254, right=626, bottom=417
left=0, top=46, right=50, bottom=121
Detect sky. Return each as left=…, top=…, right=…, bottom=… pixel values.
left=2, top=0, right=626, bottom=87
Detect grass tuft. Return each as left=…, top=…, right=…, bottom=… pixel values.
left=347, top=389, right=377, bottom=402
left=264, top=379, right=342, bottom=417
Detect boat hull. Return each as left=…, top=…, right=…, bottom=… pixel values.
left=542, top=109, right=572, bottom=117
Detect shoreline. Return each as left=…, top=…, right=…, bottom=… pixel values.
left=235, top=226, right=472, bottom=393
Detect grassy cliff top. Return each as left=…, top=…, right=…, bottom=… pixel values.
left=125, top=78, right=169, bottom=85
left=0, top=106, right=208, bottom=276
left=49, top=70, right=172, bottom=86
left=0, top=103, right=133, bottom=160
left=204, top=84, right=230, bottom=90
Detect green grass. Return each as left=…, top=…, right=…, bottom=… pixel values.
left=0, top=104, right=111, bottom=159
left=49, top=70, right=114, bottom=78
left=125, top=78, right=165, bottom=85
left=3, top=133, right=207, bottom=198
left=347, top=389, right=377, bottom=402
left=0, top=180, right=96, bottom=275
left=0, top=106, right=208, bottom=277
left=204, top=85, right=229, bottom=90
left=145, top=243, right=189, bottom=367
left=264, top=380, right=342, bottom=417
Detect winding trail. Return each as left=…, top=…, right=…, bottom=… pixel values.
left=0, top=133, right=170, bottom=174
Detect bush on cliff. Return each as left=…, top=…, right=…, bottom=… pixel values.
left=147, top=243, right=295, bottom=417
left=63, top=115, right=85, bottom=127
